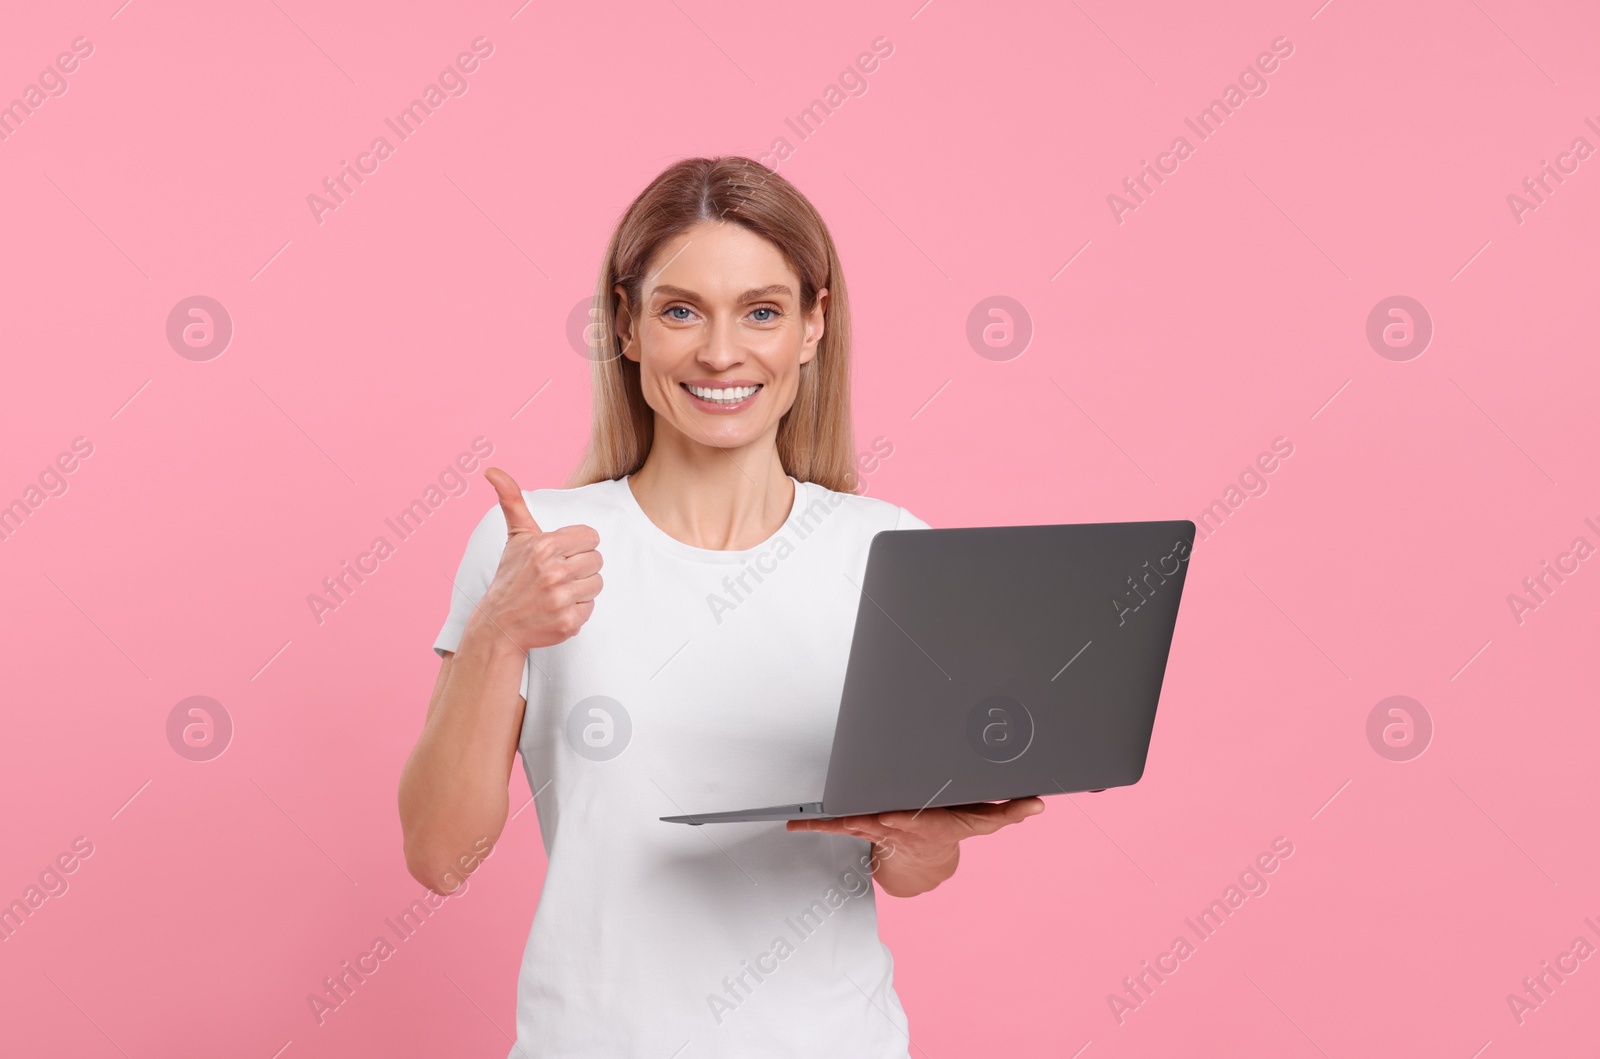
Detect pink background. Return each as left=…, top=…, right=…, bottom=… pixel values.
left=2, top=1, right=1596, bottom=1056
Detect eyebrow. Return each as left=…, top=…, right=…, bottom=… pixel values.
left=649, top=284, right=793, bottom=303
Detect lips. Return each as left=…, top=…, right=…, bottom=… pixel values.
left=680, top=381, right=763, bottom=412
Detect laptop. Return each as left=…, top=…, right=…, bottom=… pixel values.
left=660, top=519, right=1196, bottom=825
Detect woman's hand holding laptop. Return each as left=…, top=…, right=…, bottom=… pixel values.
left=786, top=798, right=1045, bottom=898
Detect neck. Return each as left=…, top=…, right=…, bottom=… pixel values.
left=627, top=422, right=794, bottom=550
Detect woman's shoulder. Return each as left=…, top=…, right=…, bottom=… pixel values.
left=797, top=479, right=931, bottom=532
left=522, top=477, right=628, bottom=523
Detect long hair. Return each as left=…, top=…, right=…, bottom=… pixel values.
left=567, top=156, right=859, bottom=492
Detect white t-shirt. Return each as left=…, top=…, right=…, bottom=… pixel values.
left=432, top=474, right=931, bottom=1058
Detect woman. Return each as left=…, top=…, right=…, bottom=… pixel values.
left=398, top=156, right=1043, bottom=1057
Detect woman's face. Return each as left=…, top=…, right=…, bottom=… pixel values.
left=615, top=221, right=826, bottom=458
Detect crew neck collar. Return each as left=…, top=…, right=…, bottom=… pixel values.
left=614, top=475, right=809, bottom=564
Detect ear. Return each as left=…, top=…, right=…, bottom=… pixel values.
left=798, top=287, right=827, bottom=367
left=613, top=283, right=641, bottom=363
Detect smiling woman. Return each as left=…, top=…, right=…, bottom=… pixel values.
left=569, top=160, right=858, bottom=497
left=397, top=156, right=1042, bottom=1058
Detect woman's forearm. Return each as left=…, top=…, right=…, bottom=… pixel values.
left=398, top=614, right=527, bottom=893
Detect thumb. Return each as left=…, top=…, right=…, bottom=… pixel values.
left=484, top=467, right=541, bottom=534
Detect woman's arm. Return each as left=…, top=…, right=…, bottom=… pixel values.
left=398, top=617, right=528, bottom=894
left=787, top=798, right=1045, bottom=898
left=398, top=468, right=603, bottom=895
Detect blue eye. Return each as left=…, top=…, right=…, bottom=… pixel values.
left=661, top=304, right=781, bottom=322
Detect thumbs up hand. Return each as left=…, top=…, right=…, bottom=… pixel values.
left=475, top=467, right=603, bottom=650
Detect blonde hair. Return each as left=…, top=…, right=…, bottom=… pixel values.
left=567, top=156, right=859, bottom=493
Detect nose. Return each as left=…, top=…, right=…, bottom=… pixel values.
left=696, top=311, right=745, bottom=371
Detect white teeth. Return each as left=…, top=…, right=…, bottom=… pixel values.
left=687, top=384, right=759, bottom=403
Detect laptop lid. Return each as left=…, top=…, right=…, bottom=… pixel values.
left=819, top=520, right=1195, bottom=817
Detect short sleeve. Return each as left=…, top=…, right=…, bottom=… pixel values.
left=894, top=505, right=932, bottom=531
left=432, top=500, right=533, bottom=702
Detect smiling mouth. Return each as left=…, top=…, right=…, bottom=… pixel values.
left=681, top=382, right=762, bottom=405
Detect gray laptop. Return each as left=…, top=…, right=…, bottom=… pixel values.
left=660, top=520, right=1195, bottom=825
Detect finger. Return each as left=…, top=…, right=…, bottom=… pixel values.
left=954, top=798, right=1045, bottom=833
left=876, top=812, right=972, bottom=838
left=832, top=819, right=896, bottom=838
left=1011, top=797, right=1046, bottom=817
left=787, top=818, right=849, bottom=833
left=827, top=815, right=897, bottom=841
left=787, top=819, right=887, bottom=839
left=790, top=819, right=864, bottom=838
left=544, top=523, right=601, bottom=558
left=547, top=531, right=601, bottom=572
left=986, top=798, right=1046, bottom=825
left=485, top=467, right=541, bottom=534
left=568, top=573, right=603, bottom=603
left=874, top=809, right=941, bottom=832
left=878, top=803, right=1000, bottom=840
